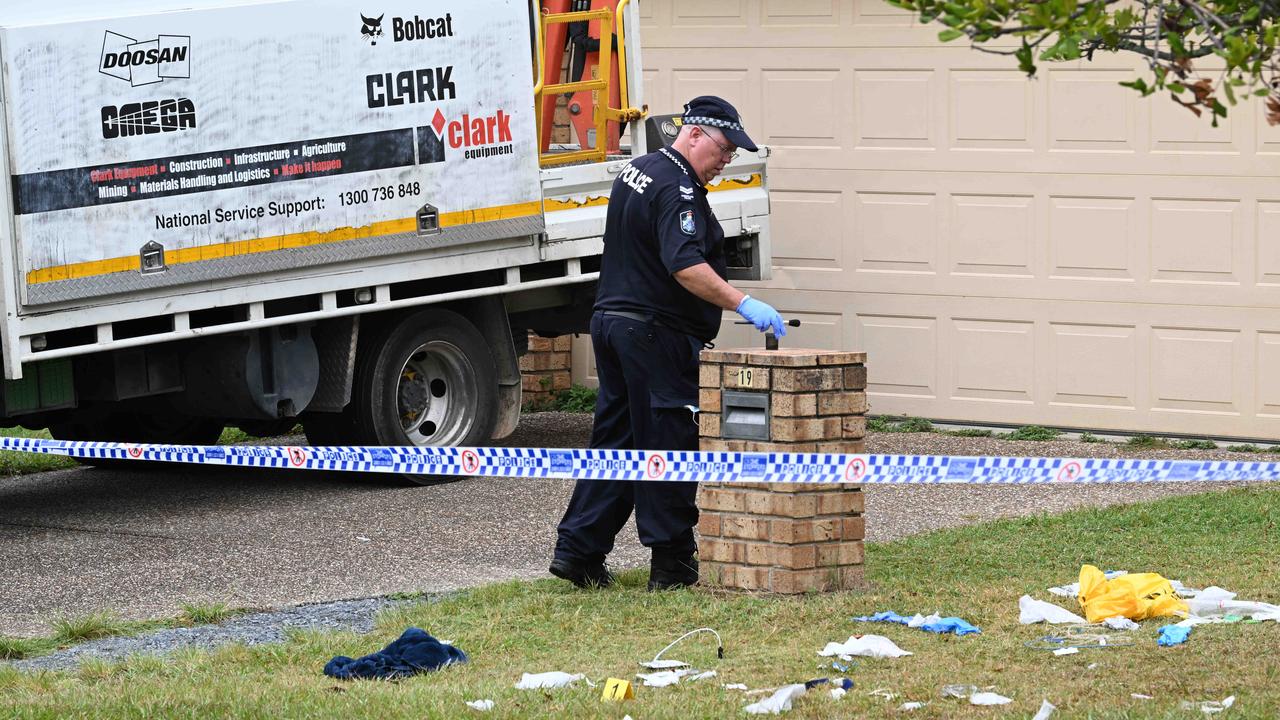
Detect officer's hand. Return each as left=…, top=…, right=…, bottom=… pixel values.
left=736, top=295, right=786, bottom=336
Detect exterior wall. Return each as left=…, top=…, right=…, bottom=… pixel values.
left=520, top=333, right=572, bottom=410
left=573, top=0, right=1280, bottom=440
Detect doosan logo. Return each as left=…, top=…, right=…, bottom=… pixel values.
left=430, top=109, right=515, bottom=160
left=99, top=31, right=191, bottom=87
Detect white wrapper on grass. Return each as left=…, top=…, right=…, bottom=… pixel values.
left=970, top=691, right=1013, bottom=706
left=1019, top=595, right=1087, bottom=625
left=1188, top=587, right=1280, bottom=621
left=899, top=701, right=925, bottom=711
left=724, top=683, right=748, bottom=690
left=830, top=688, right=846, bottom=699
left=744, top=684, right=807, bottom=715
left=637, top=670, right=686, bottom=687
left=1181, top=696, right=1236, bottom=714
left=818, top=634, right=912, bottom=659
left=1103, top=616, right=1141, bottom=631
left=464, top=700, right=494, bottom=712
left=1052, top=647, right=1080, bottom=656
left=514, top=672, right=587, bottom=689
left=1032, top=699, right=1057, bottom=720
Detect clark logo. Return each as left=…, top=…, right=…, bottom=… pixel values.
left=431, top=108, right=515, bottom=160
left=360, top=13, right=384, bottom=44
left=366, top=66, right=456, bottom=108
left=99, top=31, right=191, bottom=87
left=102, top=98, right=197, bottom=139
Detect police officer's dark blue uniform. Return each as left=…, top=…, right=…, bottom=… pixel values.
left=550, top=96, right=786, bottom=591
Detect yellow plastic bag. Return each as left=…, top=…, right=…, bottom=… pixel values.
left=1077, top=564, right=1188, bottom=622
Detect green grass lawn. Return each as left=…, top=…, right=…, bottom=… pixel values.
left=0, top=427, right=77, bottom=475
left=2, top=487, right=1278, bottom=718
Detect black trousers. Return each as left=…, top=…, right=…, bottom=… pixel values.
left=554, top=311, right=702, bottom=565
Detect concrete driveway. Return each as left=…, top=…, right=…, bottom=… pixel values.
left=0, top=413, right=646, bottom=637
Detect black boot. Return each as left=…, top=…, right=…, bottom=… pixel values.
left=648, top=553, right=698, bottom=591
left=549, top=558, right=615, bottom=589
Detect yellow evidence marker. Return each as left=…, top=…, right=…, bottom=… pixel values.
left=601, top=678, right=635, bottom=701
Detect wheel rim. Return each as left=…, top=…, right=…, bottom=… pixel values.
left=396, top=340, right=478, bottom=446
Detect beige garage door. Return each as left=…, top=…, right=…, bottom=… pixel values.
left=574, top=0, right=1280, bottom=440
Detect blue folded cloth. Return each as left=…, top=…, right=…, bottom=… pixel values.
left=853, top=610, right=981, bottom=636
left=325, top=627, right=467, bottom=680
left=1157, top=624, right=1191, bottom=647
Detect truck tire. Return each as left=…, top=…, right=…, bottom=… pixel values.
left=349, top=309, right=499, bottom=484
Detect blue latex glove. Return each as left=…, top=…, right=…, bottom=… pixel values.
left=1157, top=624, right=1191, bottom=647
left=736, top=295, right=786, bottom=336
left=921, top=617, right=982, bottom=636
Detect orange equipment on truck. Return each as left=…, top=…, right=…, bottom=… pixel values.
left=537, top=0, right=626, bottom=156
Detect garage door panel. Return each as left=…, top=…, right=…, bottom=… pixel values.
left=762, top=69, right=844, bottom=148
left=951, top=70, right=1035, bottom=150
left=672, top=0, right=748, bottom=27
left=950, top=319, right=1036, bottom=404
left=670, top=69, right=751, bottom=120
left=1254, top=202, right=1280, bottom=286
left=855, top=313, right=938, bottom=399
left=771, top=189, right=844, bottom=270
left=1151, top=91, right=1241, bottom=154
left=1150, top=327, right=1244, bottom=415
left=1049, top=323, right=1137, bottom=410
left=1150, top=199, right=1243, bottom=286
left=1049, top=196, right=1137, bottom=282
left=854, top=69, right=938, bottom=149
left=1259, top=333, right=1280, bottom=418
left=854, top=191, right=938, bottom=274
left=951, top=194, right=1035, bottom=278
left=762, top=0, right=841, bottom=27
left=1047, top=69, right=1137, bottom=151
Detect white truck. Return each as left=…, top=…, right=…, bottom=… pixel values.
left=0, top=0, right=771, bottom=476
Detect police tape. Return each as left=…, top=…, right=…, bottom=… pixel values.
left=2, top=435, right=1280, bottom=485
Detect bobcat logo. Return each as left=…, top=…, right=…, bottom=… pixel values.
left=361, top=13, right=384, bottom=44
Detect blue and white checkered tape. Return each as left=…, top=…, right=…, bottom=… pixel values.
left=3, top=436, right=1280, bottom=484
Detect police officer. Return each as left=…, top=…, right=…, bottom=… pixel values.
left=550, top=96, right=786, bottom=591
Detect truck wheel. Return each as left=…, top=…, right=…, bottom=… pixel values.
left=350, top=309, right=499, bottom=484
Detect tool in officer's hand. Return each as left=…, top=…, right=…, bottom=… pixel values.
left=734, top=318, right=801, bottom=350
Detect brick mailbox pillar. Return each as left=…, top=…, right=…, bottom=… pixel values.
left=696, top=348, right=867, bottom=594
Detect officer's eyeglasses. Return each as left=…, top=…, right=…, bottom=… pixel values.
left=700, top=128, right=738, bottom=161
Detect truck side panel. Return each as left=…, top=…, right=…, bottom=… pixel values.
left=0, top=0, right=542, bottom=307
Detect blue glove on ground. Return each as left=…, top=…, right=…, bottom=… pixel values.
left=736, top=295, right=786, bottom=336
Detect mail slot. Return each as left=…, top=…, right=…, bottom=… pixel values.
left=721, top=390, right=770, bottom=441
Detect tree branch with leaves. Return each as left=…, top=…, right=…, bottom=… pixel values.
left=887, top=0, right=1280, bottom=124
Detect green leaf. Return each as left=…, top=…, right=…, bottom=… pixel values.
left=938, top=28, right=966, bottom=42
left=1015, top=42, right=1036, bottom=77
